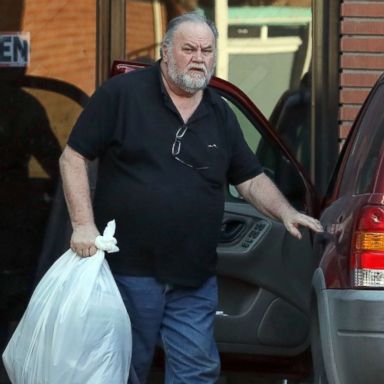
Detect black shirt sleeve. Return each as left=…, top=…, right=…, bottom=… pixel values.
left=225, top=105, right=264, bottom=185
left=68, top=85, right=116, bottom=160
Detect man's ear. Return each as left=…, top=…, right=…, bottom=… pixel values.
left=162, top=45, right=168, bottom=63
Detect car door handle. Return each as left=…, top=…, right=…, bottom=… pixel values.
left=219, top=220, right=245, bottom=243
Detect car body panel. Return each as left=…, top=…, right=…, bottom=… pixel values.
left=312, top=73, right=384, bottom=383
left=313, top=269, right=384, bottom=384
left=316, top=73, right=384, bottom=289
left=315, top=194, right=369, bottom=288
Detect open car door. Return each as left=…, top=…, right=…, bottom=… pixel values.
left=211, top=77, right=318, bottom=360
left=112, top=61, right=319, bottom=362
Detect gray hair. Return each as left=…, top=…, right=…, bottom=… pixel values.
left=161, top=13, right=218, bottom=56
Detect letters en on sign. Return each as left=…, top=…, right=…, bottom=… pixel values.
left=0, top=33, right=30, bottom=67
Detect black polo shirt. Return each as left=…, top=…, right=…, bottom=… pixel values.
left=68, top=62, right=263, bottom=287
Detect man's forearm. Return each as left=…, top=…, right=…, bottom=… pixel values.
left=236, top=173, right=296, bottom=222
left=236, top=173, right=323, bottom=239
left=59, top=146, right=95, bottom=229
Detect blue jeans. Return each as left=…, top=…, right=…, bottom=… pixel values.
left=114, top=275, right=220, bottom=384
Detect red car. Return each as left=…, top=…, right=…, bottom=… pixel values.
left=311, top=75, right=384, bottom=384
left=112, top=61, right=384, bottom=384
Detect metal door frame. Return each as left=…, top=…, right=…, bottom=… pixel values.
left=96, top=0, right=126, bottom=86
left=311, top=0, right=340, bottom=195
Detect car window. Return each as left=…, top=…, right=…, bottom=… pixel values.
left=221, top=94, right=307, bottom=210
left=339, top=83, right=384, bottom=196
left=268, top=73, right=311, bottom=173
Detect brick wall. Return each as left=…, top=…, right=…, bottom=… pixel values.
left=23, top=0, right=96, bottom=95
left=340, top=0, right=384, bottom=140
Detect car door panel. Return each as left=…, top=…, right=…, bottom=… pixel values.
left=218, top=207, right=313, bottom=312
left=215, top=202, right=314, bottom=355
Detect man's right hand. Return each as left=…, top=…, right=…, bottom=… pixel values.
left=70, top=224, right=100, bottom=257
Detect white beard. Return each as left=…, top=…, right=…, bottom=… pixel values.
left=167, top=53, right=214, bottom=94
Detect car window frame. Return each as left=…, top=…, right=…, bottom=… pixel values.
left=323, top=74, right=384, bottom=206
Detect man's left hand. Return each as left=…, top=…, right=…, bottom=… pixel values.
left=282, top=211, right=324, bottom=240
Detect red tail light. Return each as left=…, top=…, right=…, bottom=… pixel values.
left=351, top=206, right=384, bottom=287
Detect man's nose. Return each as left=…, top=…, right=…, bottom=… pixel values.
left=192, top=49, right=204, bottom=62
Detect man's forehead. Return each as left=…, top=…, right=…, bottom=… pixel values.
left=173, top=22, right=215, bottom=45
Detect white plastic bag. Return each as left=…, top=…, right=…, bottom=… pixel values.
left=2, top=220, right=131, bottom=384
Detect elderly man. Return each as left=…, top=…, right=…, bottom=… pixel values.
left=60, top=12, right=322, bottom=384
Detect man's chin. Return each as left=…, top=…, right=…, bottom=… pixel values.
left=181, top=81, right=207, bottom=94
left=169, top=72, right=211, bottom=93
left=188, top=68, right=206, bottom=75
left=187, top=72, right=206, bottom=81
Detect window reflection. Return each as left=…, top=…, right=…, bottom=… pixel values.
left=0, top=68, right=60, bottom=358
left=222, top=92, right=306, bottom=210
left=0, top=73, right=88, bottom=360
left=0, top=1, right=95, bottom=361
left=268, top=70, right=311, bottom=171
left=225, top=0, right=312, bottom=173
left=224, top=0, right=311, bottom=113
